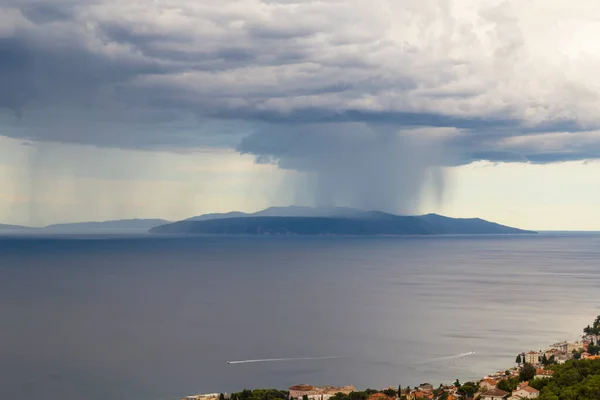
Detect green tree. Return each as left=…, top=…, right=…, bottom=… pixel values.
left=516, top=354, right=523, bottom=364
left=302, top=395, right=309, bottom=400
left=520, top=363, right=537, bottom=382
left=220, top=394, right=226, bottom=400
left=383, top=389, right=397, bottom=397
left=348, top=392, right=369, bottom=400
left=239, top=390, right=253, bottom=400
left=457, top=382, right=478, bottom=399
left=497, top=378, right=518, bottom=392
left=330, top=394, right=348, bottom=400
left=528, top=378, right=549, bottom=391
left=541, top=354, right=548, bottom=366
left=582, top=316, right=600, bottom=335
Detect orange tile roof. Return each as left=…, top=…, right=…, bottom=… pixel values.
left=536, top=369, right=554, bottom=375
left=482, top=389, right=510, bottom=397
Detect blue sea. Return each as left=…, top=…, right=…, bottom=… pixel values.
left=1, top=233, right=599, bottom=400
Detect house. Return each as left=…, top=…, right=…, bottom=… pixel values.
left=567, top=342, right=584, bottom=353
left=183, top=394, right=221, bottom=400
left=481, top=388, right=510, bottom=400
left=480, top=379, right=499, bottom=391
left=289, top=385, right=355, bottom=400
left=511, top=386, right=539, bottom=399
left=524, top=351, right=540, bottom=365
left=535, top=369, right=554, bottom=379
left=554, top=354, right=569, bottom=364
left=552, top=342, right=568, bottom=353
left=418, top=384, right=434, bottom=392
left=409, top=391, right=433, bottom=400
left=543, top=349, right=558, bottom=360
left=368, top=393, right=394, bottom=400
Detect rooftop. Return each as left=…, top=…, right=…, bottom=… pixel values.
left=482, top=388, right=510, bottom=397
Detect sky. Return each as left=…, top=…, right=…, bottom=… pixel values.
left=1, top=0, right=600, bottom=230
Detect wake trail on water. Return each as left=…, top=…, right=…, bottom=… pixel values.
left=227, top=356, right=342, bottom=364
left=423, top=351, right=476, bottom=364
left=407, top=351, right=476, bottom=372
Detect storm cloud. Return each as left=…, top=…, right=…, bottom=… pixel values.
left=2, top=0, right=600, bottom=212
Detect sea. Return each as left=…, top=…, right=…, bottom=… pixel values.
left=1, top=233, right=599, bottom=400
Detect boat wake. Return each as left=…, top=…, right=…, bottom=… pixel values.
left=227, top=356, right=342, bottom=364
left=408, top=351, right=476, bottom=372
left=423, top=351, right=476, bottom=364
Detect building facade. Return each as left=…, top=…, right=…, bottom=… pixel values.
left=524, top=351, right=540, bottom=365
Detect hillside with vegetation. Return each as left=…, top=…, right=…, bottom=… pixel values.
left=531, top=359, right=600, bottom=400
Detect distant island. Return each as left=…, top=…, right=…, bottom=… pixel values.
left=150, top=207, right=536, bottom=236
left=0, top=219, right=170, bottom=233
left=0, top=223, right=31, bottom=231
left=0, top=207, right=536, bottom=235
left=44, top=219, right=170, bottom=232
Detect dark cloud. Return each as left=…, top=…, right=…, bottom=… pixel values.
left=19, top=3, right=74, bottom=24
left=0, top=0, right=600, bottom=181
left=238, top=122, right=448, bottom=213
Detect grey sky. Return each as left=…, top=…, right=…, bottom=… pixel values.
left=2, top=0, right=600, bottom=223
left=2, top=0, right=599, bottom=155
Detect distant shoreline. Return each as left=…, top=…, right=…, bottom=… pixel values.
left=181, top=317, right=600, bottom=400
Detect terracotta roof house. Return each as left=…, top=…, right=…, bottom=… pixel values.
left=535, top=369, right=554, bottom=379
left=480, top=379, right=499, bottom=391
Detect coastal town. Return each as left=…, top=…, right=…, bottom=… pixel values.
left=182, top=319, right=600, bottom=400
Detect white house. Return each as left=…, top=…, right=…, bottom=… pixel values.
left=511, top=386, right=539, bottom=399
left=567, top=342, right=584, bottom=352
left=524, top=351, right=540, bottom=365
left=552, top=342, right=568, bottom=353
left=183, top=394, right=221, bottom=400
left=481, top=388, right=510, bottom=400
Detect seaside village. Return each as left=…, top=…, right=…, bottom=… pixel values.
left=182, top=335, right=600, bottom=400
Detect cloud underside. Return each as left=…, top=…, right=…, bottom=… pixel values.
left=1, top=0, right=600, bottom=168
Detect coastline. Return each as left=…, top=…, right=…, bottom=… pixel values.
left=181, top=317, right=600, bottom=400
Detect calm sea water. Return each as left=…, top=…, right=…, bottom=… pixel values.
left=1, top=233, right=599, bottom=400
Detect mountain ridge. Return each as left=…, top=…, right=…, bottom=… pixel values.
left=44, top=218, right=170, bottom=231
left=0, top=223, right=31, bottom=231
left=0, top=207, right=537, bottom=235
left=151, top=208, right=535, bottom=236
left=0, top=219, right=170, bottom=232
